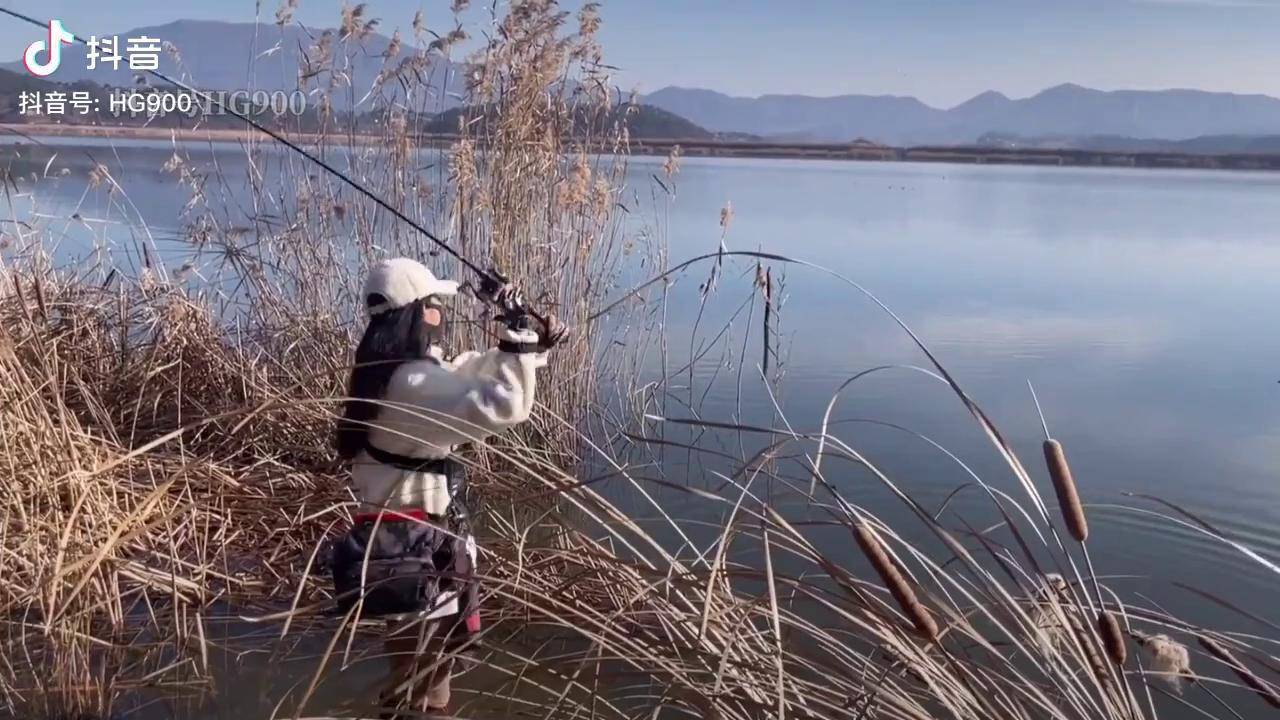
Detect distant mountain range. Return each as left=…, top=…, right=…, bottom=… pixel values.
left=644, top=84, right=1280, bottom=145
left=420, top=102, right=722, bottom=139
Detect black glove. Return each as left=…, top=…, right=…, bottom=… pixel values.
left=478, top=270, right=524, bottom=314
left=477, top=269, right=507, bottom=300
left=503, top=311, right=534, bottom=333
left=537, top=313, right=569, bottom=351
left=480, top=270, right=568, bottom=351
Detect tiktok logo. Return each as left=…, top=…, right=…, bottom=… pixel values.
left=23, top=20, right=74, bottom=77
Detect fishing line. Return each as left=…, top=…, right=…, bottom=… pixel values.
left=0, top=7, right=542, bottom=318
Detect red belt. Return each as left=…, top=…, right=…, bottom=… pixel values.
left=351, top=508, right=431, bottom=525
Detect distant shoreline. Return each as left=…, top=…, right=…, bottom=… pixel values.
left=6, top=122, right=1280, bottom=172
left=630, top=138, right=1280, bottom=172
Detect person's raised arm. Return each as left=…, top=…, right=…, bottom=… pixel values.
left=382, top=298, right=567, bottom=449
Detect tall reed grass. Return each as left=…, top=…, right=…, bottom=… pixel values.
left=2, top=1, right=1278, bottom=718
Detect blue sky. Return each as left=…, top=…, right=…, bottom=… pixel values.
left=3, top=0, right=1279, bottom=107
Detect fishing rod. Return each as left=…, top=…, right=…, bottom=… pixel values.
left=0, top=7, right=547, bottom=326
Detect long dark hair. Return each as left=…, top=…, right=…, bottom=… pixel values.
left=335, top=294, right=446, bottom=460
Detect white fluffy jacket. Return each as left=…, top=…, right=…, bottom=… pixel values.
left=352, top=327, right=545, bottom=514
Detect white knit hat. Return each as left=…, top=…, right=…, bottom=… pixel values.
left=363, top=258, right=459, bottom=315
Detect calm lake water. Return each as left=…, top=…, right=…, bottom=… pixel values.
left=4, top=136, right=1278, bottom=717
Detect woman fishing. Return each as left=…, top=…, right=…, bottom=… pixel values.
left=330, top=258, right=565, bottom=716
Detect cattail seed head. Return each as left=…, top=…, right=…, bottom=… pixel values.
left=1132, top=631, right=1192, bottom=694
left=854, top=522, right=939, bottom=642
left=1198, top=636, right=1280, bottom=709
left=1098, top=612, right=1127, bottom=666
left=1043, top=439, right=1088, bottom=542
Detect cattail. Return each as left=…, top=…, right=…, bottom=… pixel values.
left=1098, top=611, right=1127, bottom=667
left=854, top=522, right=938, bottom=642
left=1044, top=576, right=1110, bottom=682
left=1043, top=439, right=1088, bottom=542
left=1198, top=636, right=1280, bottom=709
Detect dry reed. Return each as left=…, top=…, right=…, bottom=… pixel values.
left=1198, top=635, right=1280, bottom=709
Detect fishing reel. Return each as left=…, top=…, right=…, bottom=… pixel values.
left=476, top=268, right=567, bottom=349
left=477, top=269, right=529, bottom=328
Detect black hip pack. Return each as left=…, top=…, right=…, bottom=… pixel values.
left=330, top=515, right=477, bottom=619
